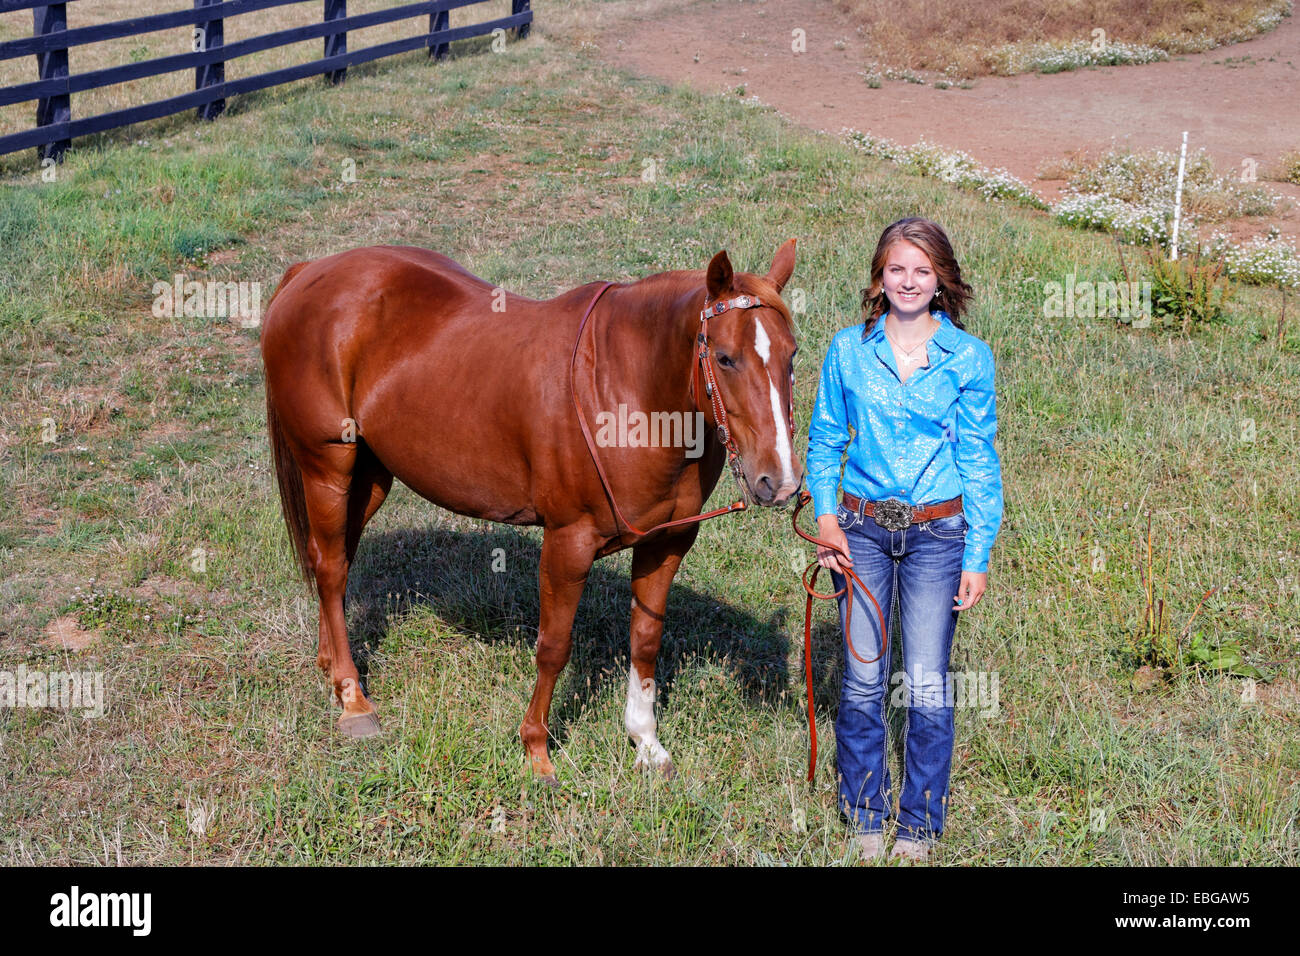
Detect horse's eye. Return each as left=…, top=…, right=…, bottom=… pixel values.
left=715, top=352, right=735, bottom=369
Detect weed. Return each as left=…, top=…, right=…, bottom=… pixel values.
left=1143, top=242, right=1234, bottom=334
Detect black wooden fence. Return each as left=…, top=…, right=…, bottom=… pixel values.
left=0, top=0, right=532, bottom=161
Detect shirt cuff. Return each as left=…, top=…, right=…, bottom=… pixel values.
left=962, top=543, right=990, bottom=574
left=811, top=482, right=840, bottom=519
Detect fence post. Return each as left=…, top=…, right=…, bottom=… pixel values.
left=512, top=0, right=530, bottom=40
left=324, top=0, right=347, bottom=84
left=33, top=2, right=71, bottom=163
left=194, top=0, right=225, bottom=121
left=428, top=7, right=449, bottom=61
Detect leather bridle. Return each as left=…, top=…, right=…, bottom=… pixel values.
left=693, top=290, right=798, bottom=499
left=570, top=281, right=793, bottom=539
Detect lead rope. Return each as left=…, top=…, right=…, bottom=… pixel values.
left=791, top=491, right=889, bottom=783
left=570, top=282, right=747, bottom=540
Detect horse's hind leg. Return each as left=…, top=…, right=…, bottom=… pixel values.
left=625, top=529, right=698, bottom=780
left=345, top=442, right=393, bottom=566
left=300, top=447, right=383, bottom=737
left=318, top=443, right=392, bottom=702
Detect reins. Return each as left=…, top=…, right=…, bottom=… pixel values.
left=570, top=280, right=880, bottom=785
left=790, top=490, right=889, bottom=782
left=569, top=281, right=759, bottom=539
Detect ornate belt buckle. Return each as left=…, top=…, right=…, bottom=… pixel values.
left=873, top=498, right=913, bottom=532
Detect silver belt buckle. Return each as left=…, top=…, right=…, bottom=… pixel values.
left=873, top=498, right=914, bottom=532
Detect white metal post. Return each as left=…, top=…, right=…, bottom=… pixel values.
left=1171, top=131, right=1188, bottom=260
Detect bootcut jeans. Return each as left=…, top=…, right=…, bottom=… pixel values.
left=829, top=496, right=966, bottom=844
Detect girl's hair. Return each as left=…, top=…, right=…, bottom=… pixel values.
left=859, top=217, right=973, bottom=332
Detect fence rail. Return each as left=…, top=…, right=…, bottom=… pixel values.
left=0, top=0, right=532, bottom=160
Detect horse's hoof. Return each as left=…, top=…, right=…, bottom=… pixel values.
left=338, top=712, right=382, bottom=738
left=538, top=774, right=561, bottom=790
left=633, top=756, right=676, bottom=780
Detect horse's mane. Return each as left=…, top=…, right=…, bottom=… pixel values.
left=621, top=267, right=795, bottom=337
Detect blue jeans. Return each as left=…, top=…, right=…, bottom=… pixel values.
left=830, top=498, right=966, bottom=843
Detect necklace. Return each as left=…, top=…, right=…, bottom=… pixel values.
left=885, top=314, right=939, bottom=366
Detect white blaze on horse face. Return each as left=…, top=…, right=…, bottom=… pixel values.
left=755, top=316, right=796, bottom=487
left=624, top=665, right=671, bottom=769
left=754, top=314, right=772, bottom=364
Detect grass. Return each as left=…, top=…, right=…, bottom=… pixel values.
left=1266, top=149, right=1300, bottom=185
left=843, top=129, right=1049, bottom=209
left=1053, top=148, right=1280, bottom=224
left=0, top=0, right=520, bottom=138
left=1, top=0, right=1298, bottom=865
left=836, top=0, right=1293, bottom=78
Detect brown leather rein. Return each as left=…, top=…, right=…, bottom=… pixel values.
left=790, top=490, right=888, bottom=782
left=569, top=281, right=883, bottom=784
left=569, top=281, right=781, bottom=538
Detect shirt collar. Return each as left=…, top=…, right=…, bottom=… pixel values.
left=864, top=310, right=960, bottom=353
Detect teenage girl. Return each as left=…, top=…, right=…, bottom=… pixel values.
left=806, top=217, right=1004, bottom=862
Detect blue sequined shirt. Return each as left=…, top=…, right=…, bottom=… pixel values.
left=805, top=310, right=1004, bottom=573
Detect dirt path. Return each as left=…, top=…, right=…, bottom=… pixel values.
left=594, top=0, right=1300, bottom=244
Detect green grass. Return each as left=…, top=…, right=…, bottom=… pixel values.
left=1, top=2, right=1297, bottom=865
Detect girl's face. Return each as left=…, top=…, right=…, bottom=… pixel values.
left=879, top=240, right=938, bottom=317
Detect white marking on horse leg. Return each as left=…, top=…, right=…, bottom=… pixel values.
left=624, top=665, right=672, bottom=769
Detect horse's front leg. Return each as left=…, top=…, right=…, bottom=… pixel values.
left=520, top=524, right=599, bottom=784
left=625, top=528, right=699, bottom=780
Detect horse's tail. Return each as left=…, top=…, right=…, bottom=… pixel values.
left=265, top=261, right=315, bottom=586
left=267, top=389, right=314, bottom=587
left=266, top=260, right=309, bottom=311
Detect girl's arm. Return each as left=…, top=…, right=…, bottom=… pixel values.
left=806, top=333, right=851, bottom=519
left=953, top=341, right=1005, bottom=574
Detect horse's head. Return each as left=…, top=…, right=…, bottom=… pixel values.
left=698, top=239, right=803, bottom=506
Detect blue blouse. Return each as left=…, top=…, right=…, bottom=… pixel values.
left=805, top=310, right=1004, bottom=573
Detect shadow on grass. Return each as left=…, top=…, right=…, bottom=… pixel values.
left=343, top=523, right=819, bottom=745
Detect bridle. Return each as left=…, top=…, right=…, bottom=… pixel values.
left=693, top=290, right=798, bottom=500
left=569, top=281, right=793, bottom=539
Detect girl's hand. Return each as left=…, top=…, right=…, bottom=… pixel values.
left=954, top=571, right=987, bottom=611
left=815, top=515, right=853, bottom=574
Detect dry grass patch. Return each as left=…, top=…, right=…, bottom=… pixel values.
left=836, top=0, right=1291, bottom=77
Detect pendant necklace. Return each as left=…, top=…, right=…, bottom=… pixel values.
left=886, top=315, right=939, bottom=366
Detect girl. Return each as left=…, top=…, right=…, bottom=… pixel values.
left=806, top=217, right=1004, bottom=863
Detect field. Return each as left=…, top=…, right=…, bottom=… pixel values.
left=0, top=0, right=1297, bottom=865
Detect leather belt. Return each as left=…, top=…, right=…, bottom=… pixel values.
left=842, top=492, right=963, bottom=531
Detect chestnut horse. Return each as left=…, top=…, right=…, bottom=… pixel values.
left=261, top=241, right=802, bottom=781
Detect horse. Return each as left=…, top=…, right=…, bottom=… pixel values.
left=260, top=240, right=803, bottom=782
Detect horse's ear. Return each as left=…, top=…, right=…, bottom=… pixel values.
left=765, top=238, right=797, bottom=293
left=706, top=250, right=733, bottom=300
